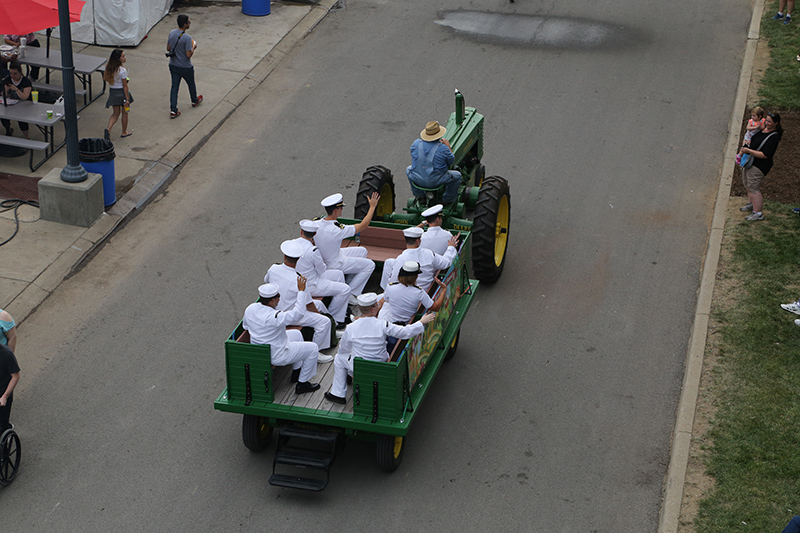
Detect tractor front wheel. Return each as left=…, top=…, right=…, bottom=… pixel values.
left=471, top=176, right=510, bottom=283
left=354, top=166, right=396, bottom=220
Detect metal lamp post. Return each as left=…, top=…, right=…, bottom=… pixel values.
left=57, top=0, right=87, bottom=183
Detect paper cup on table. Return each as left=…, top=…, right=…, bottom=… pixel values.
left=46, top=110, right=53, bottom=119
left=31, top=90, right=38, bottom=103
left=19, top=37, right=26, bottom=47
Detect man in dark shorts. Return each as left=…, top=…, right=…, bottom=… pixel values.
left=0, top=343, right=20, bottom=432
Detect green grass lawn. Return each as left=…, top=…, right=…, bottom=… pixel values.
left=759, top=2, right=800, bottom=109
left=696, top=203, right=800, bottom=532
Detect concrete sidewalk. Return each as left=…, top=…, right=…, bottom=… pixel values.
left=0, top=0, right=337, bottom=323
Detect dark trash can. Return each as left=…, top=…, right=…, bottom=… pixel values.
left=242, top=0, right=270, bottom=16
left=79, top=137, right=116, bottom=207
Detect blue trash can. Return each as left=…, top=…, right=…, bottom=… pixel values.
left=78, top=137, right=116, bottom=207
left=242, top=0, right=270, bottom=16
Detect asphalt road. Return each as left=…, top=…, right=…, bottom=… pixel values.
left=2, top=0, right=752, bottom=530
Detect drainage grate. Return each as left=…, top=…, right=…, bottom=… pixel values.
left=0, top=172, right=41, bottom=201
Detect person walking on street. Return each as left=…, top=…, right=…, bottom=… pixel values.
left=104, top=49, right=134, bottom=138
left=772, top=0, right=795, bottom=24
left=166, top=14, right=203, bottom=119
left=0, top=343, right=20, bottom=433
left=738, top=113, right=783, bottom=221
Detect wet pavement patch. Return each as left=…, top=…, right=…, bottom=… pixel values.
left=435, top=11, right=635, bottom=49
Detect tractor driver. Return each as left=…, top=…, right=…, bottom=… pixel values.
left=406, top=121, right=462, bottom=205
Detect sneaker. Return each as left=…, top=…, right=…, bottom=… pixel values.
left=773, top=12, right=785, bottom=19
left=740, top=203, right=753, bottom=212
left=795, top=319, right=800, bottom=327
left=792, top=207, right=800, bottom=215
left=785, top=15, right=792, bottom=24
left=170, top=110, right=181, bottom=119
left=781, top=300, right=800, bottom=315
left=745, top=212, right=764, bottom=221
left=192, top=95, right=203, bottom=107
left=317, top=353, right=334, bottom=364
left=335, top=329, right=345, bottom=339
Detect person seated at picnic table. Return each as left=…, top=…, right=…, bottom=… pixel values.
left=1, top=62, right=32, bottom=139
left=242, top=279, right=321, bottom=395
left=324, top=293, right=435, bottom=405
left=4, top=33, right=40, bottom=80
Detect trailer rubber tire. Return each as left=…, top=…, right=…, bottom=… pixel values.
left=0, top=429, right=21, bottom=485
left=445, top=329, right=460, bottom=361
left=471, top=176, right=510, bottom=283
left=242, top=415, right=273, bottom=452
left=354, top=166, right=396, bottom=220
left=376, top=434, right=404, bottom=472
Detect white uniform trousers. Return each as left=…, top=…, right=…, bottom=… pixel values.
left=310, top=270, right=350, bottom=324
left=379, top=258, right=396, bottom=290
left=330, top=351, right=356, bottom=398
left=330, top=247, right=375, bottom=297
left=272, top=329, right=318, bottom=383
left=293, top=307, right=333, bottom=350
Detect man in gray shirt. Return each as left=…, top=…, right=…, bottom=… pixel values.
left=166, top=14, right=203, bottom=119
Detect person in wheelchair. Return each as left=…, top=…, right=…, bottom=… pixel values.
left=406, top=120, right=461, bottom=204
left=0, top=343, right=19, bottom=433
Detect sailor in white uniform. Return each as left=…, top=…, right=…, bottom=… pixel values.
left=290, top=219, right=350, bottom=327
left=242, top=281, right=321, bottom=395
left=379, top=261, right=446, bottom=324
left=380, top=226, right=459, bottom=290
left=324, top=293, right=435, bottom=404
left=314, top=192, right=379, bottom=301
left=264, top=240, right=334, bottom=363
left=420, top=204, right=455, bottom=255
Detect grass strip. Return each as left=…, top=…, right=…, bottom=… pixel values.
left=759, top=1, right=800, bottom=110
left=696, top=202, right=800, bottom=531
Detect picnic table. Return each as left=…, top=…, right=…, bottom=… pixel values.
left=17, top=47, right=106, bottom=111
left=0, top=101, right=76, bottom=171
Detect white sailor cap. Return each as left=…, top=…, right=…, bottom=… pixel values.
left=299, top=219, right=319, bottom=232
left=356, top=292, right=379, bottom=307
left=321, top=193, right=345, bottom=208
left=400, top=261, right=421, bottom=275
left=259, top=283, right=280, bottom=298
left=421, top=204, right=443, bottom=218
left=280, top=240, right=304, bottom=258
left=403, top=226, right=424, bottom=238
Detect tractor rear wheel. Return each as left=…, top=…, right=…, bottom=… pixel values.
left=354, top=166, right=396, bottom=220
left=471, top=176, right=510, bottom=283
left=242, top=415, right=273, bottom=452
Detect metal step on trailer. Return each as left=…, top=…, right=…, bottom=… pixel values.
left=269, top=424, right=343, bottom=492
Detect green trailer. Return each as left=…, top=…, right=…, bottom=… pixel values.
left=214, top=224, right=478, bottom=490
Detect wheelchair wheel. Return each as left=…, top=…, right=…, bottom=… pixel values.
left=0, top=428, right=21, bottom=485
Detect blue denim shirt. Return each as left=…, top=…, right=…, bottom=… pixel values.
left=407, top=139, right=454, bottom=182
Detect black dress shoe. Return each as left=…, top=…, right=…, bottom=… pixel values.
left=324, top=391, right=346, bottom=404
left=290, top=368, right=301, bottom=383
left=346, top=374, right=353, bottom=385
left=295, top=381, right=321, bottom=394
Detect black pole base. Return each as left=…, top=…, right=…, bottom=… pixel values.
left=60, top=164, right=88, bottom=183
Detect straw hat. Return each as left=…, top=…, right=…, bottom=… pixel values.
left=420, top=121, right=447, bottom=142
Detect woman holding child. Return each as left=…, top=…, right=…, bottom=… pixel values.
left=739, top=112, right=783, bottom=221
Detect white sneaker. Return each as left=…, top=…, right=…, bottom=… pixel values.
left=317, top=353, right=334, bottom=364
left=335, top=329, right=345, bottom=339
left=781, top=300, right=800, bottom=315
left=795, top=319, right=800, bottom=326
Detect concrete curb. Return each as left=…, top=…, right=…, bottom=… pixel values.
left=657, top=0, right=766, bottom=531
left=5, top=0, right=339, bottom=324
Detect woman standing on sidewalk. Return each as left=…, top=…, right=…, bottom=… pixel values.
left=739, top=112, right=783, bottom=221
left=103, top=49, right=133, bottom=138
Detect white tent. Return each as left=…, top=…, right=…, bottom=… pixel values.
left=50, top=0, right=172, bottom=46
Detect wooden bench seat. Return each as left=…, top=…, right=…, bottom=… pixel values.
left=341, top=225, right=407, bottom=263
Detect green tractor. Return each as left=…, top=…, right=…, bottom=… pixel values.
left=352, top=90, right=511, bottom=283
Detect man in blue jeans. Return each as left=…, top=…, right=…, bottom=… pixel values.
left=166, top=14, right=203, bottom=119
left=406, top=120, right=462, bottom=204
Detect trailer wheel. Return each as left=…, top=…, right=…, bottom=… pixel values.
left=242, top=415, right=273, bottom=452
left=445, top=329, right=460, bottom=361
left=471, top=176, right=510, bottom=283
left=376, top=434, right=404, bottom=472
left=354, top=166, right=396, bottom=220
left=0, top=429, right=21, bottom=485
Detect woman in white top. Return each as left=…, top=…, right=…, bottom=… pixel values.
left=103, top=49, right=133, bottom=138
left=379, top=261, right=446, bottom=324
